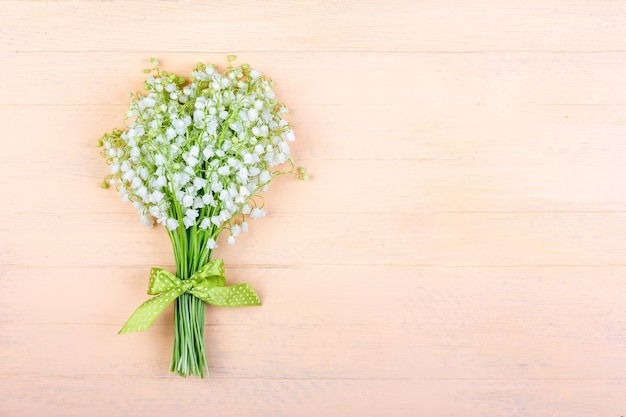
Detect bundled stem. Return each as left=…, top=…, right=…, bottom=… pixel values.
left=169, top=225, right=212, bottom=378
left=171, top=293, right=207, bottom=377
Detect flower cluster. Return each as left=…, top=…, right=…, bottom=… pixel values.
left=98, top=57, right=303, bottom=247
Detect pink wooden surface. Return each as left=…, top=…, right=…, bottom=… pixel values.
left=2, top=1, right=626, bottom=416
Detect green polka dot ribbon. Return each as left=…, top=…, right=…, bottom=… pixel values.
left=119, top=258, right=261, bottom=334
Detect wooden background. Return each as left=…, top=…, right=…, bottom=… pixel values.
left=1, top=1, right=626, bottom=415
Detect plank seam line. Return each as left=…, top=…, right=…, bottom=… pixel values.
left=0, top=375, right=623, bottom=381
left=10, top=49, right=626, bottom=54
left=4, top=264, right=626, bottom=269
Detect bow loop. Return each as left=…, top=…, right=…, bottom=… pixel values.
left=147, top=267, right=181, bottom=295
left=194, top=258, right=225, bottom=278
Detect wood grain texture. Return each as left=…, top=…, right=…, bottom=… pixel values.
left=2, top=1, right=626, bottom=416
left=2, top=0, right=626, bottom=53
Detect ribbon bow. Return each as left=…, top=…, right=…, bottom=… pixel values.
left=119, top=258, right=261, bottom=334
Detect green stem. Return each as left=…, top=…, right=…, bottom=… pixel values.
left=169, top=227, right=210, bottom=378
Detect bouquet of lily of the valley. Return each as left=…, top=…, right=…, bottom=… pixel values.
left=97, top=57, right=306, bottom=378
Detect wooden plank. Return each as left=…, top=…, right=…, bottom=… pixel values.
left=3, top=1, right=626, bottom=53
left=10, top=377, right=624, bottom=417
left=2, top=212, right=626, bottom=268
left=2, top=266, right=626, bottom=327
left=0, top=323, right=414, bottom=379
left=4, top=52, right=626, bottom=106
left=2, top=104, right=626, bottom=214
left=3, top=157, right=626, bottom=215
left=0, top=377, right=624, bottom=417
left=4, top=103, right=626, bottom=162
left=1, top=318, right=626, bottom=379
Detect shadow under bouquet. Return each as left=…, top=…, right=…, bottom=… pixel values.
left=97, top=57, right=306, bottom=378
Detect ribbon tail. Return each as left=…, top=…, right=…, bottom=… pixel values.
left=205, top=283, right=262, bottom=307
left=119, top=289, right=181, bottom=334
